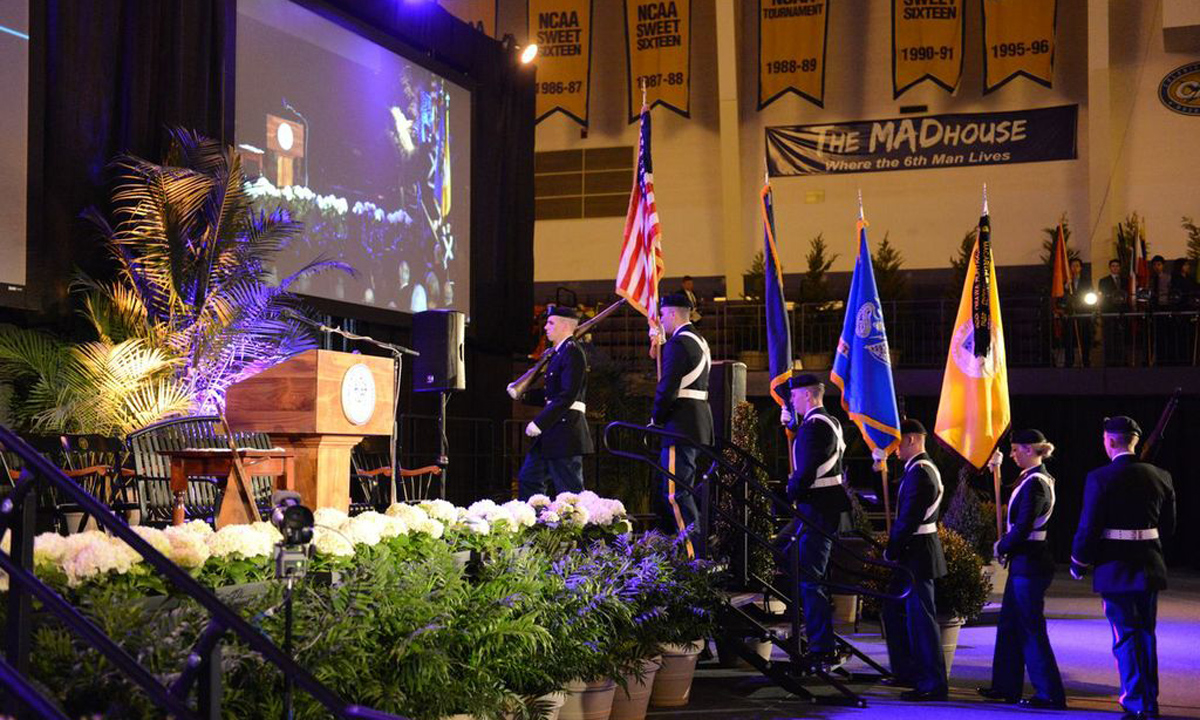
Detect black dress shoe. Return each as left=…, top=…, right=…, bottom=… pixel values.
left=900, top=689, right=948, bottom=701
left=1021, top=697, right=1068, bottom=710
left=879, top=676, right=914, bottom=688
left=976, top=687, right=1019, bottom=703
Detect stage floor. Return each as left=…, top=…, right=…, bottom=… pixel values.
left=654, top=571, right=1200, bottom=719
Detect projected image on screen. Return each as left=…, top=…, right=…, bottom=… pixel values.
left=0, top=0, right=29, bottom=297
left=236, top=0, right=471, bottom=316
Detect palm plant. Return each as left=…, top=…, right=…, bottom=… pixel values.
left=0, top=129, right=348, bottom=434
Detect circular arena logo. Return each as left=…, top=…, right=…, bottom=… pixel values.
left=1159, top=62, right=1200, bottom=116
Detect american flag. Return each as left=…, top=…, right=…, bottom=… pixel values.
left=616, top=104, right=664, bottom=318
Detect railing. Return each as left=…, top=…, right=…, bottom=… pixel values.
left=567, top=296, right=1199, bottom=371
left=0, top=424, right=405, bottom=720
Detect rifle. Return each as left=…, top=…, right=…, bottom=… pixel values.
left=1139, top=387, right=1182, bottom=463
left=507, top=298, right=628, bottom=400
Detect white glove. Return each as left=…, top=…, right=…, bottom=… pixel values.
left=780, top=407, right=793, bottom=426
left=987, top=450, right=1003, bottom=470
left=993, top=541, right=1001, bottom=560
left=525, top=422, right=541, bottom=438
left=871, top=447, right=888, bottom=472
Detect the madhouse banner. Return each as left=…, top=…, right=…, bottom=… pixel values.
left=982, top=0, right=1057, bottom=94
left=759, top=0, right=829, bottom=109
left=439, top=0, right=497, bottom=36
left=766, top=105, right=1077, bottom=177
left=530, top=0, right=593, bottom=126
left=892, top=0, right=965, bottom=98
left=625, top=0, right=691, bottom=122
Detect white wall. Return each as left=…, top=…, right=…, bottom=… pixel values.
left=495, top=0, right=1198, bottom=283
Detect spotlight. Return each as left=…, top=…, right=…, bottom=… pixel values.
left=1084, top=291, right=1098, bottom=306
left=520, top=43, right=539, bottom=64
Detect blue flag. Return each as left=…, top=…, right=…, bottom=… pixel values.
left=830, top=219, right=901, bottom=454
left=761, top=184, right=792, bottom=407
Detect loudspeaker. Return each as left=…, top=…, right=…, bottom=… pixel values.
left=412, top=310, right=465, bottom=392
left=708, top=360, right=746, bottom=442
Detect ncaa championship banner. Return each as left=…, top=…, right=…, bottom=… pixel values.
left=439, top=0, right=498, bottom=36
left=625, top=0, right=691, bottom=122
left=892, top=0, right=965, bottom=98
left=529, top=0, right=593, bottom=126
left=982, top=0, right=1057, bottom=94
left=765, top=105, right=1078, bottom=177
left=759, top=0, right=829, bottom=109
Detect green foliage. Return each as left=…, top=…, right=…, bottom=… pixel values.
left=713, top=401, right=776, bottom=580
left=871, top=231, right=907, bottom=302
left=800, top=233, right=838, bottom=304
left=1039, top=213, right=1081, bottom=267
left=934, top=527, right=990, bottom=622
left=1183, top=217, right=1200, bottom=280
left=0, top=129, right=349, bottom=433
left=743, top=250, right=767, bottom=300
left=1114, top=212, right=1147, bottom=279
left=941, top=469, right=998, bottom=561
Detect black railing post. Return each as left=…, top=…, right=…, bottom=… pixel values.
left=3, top=472, right=36, bottom=676
left=788, top=534, right=804, bottom=660
left=198, top=642, right=223, bottom=720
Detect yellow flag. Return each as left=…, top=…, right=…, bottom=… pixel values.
left=759, top=0, right=829, bottom=109
left=982, top=0, right=1056, bottom=94
left=530, top=0, right=593, bottom=125
left=892, top=0, right=965, bottom=98
left=935, top=211, right=1011, bottom=469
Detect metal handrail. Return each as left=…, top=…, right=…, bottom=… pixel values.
left=600, top=421, right=912, bottom=601
left=0, top=424, right=407, bottom=720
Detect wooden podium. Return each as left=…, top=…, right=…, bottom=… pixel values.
left=225, top=349, right=395, bottom=511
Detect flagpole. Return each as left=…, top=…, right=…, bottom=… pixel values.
left=858, top=188, right=892, bottom=531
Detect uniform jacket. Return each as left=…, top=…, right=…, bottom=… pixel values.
left=786, top=407, right=851, bottom=522
left=527, top=337, right=594, bottom=458
left=997, top=465, right=1056, bottom=576
left=886, top=452, right=947, bottom=581
left=1071, top=453, right=1175, bottom=593
left=651, top=323, right=713, bottom=446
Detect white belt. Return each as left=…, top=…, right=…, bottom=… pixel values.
left=678, top=389, right=708, bottom=401
left=811, top=475, right=842, bottom=488
left=569, top=400, right=586, bottom=413
left=1027, top=530, right=1047, bottom=541
left=915, top=522, right=937, bottom=535
left=1102, top=528, right=1159, bottom=541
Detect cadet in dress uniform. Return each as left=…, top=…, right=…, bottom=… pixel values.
left=778, top=373, right=849, bottom=667
left=517, top=305, right=594, bottom=500
left=978, top=429, right=1066, bottom=708
left=650, top=292, right=713, bottom=556
left=881, top=419, right=949, bottom=701
left=1071, top=416, right=1175, bottom=720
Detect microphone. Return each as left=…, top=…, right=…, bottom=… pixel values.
left=281, top=308, right=327, bottom=331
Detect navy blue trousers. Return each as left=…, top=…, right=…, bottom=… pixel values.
left=990, top=573, right=1066, bottom=703
left=658, top=443, right=700, bottom=557
left=882, top=576, right=948, bottom=695
left=517, top=444, right=584, bottom=500
left=1102, top=591, right=1159, bottom=715
left=777, top=507, right=838, bottom=656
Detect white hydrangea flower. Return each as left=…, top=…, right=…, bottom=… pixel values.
left=527, top=494, right=552, bottom=509
left=501, top=500, right=537, bottom=529
left=344, top=512, right=388, bottom=547
left=417, top=499, right=458, bottom=524
left=555, top=492, right=581, bottom=505
left=386, top=502, right=431, bottom=526
left=538, top=509, right=561, bottom=526
left=177, top=520, right=215, bottom=538
left=250, top=521, right=283, bottom=544
left=466, top=499, right=502, bottom=520
left=33, top=532, right=70, bottom=567
left=61, top=534, right=140, bottom=587
left=313, top=507, right=350, bottom=530
left=132, top=526, right=172, bottom=557
left=461, top=515, right=490, bottom=535
left=163, top=525, right=212, bottom=569
left=413, top=517, right=444, bottom=539
left=206, top=524, right=274, bottom=559
left=311, top=526, right=355, bottom=557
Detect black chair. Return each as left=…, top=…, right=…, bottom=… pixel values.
left=54, top=434, right=131, bottom=531
left=1, top=435, right=76, bottom=533
left=350, top=435, right=442, bottom=513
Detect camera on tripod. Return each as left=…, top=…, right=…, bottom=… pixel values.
left=270, top=490, right=314, bottom=580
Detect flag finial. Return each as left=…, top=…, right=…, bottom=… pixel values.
left=857, top=189, right=865, bottom=221
left=982, top=183, right=989, bottom=215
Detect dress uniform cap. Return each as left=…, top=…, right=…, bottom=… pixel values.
left=787, top=373, right=823, bottom=392
left=1011, top=428, right=1047, bottom=445
left=1103, top=415, right=1142, bottom=436
left=546, top=305, right=580, bottom=320
left=900, top=418, right=927, bottom=436
left=659, top=292, right=694, bottom=310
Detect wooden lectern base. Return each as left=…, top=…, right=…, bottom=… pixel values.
left=272, top=434, right=363, bottom=511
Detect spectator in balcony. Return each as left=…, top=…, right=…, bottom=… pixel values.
left=1148, top=255, right=1171, bottom=308
left=1098, top=259, right=1129, bottom=367
left=680, top=275, right=702, bottom=324
left=1171, top=258, right=1197, bottom=307
left=1063, top=258, right=1093, bottom=368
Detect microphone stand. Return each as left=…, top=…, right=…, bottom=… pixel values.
left=290, top=312, right=418, bottom=505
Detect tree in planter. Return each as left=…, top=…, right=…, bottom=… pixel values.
left=933, top=527, right=990, bottom=623
left=947, top=228, right=977, bottom=299
left=1183, top=217, right=1200, bottom=280
left=1039, top=213, right=1081, bottom=267
left=800, top=233, right=838, bottom=305
left=711, top=401, right=776, bottom=582
left=942, top=467, right=998, bottom=562
left=872, top=231, right=907, bottom=303
left=743, top=250, right=767, bottom=300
